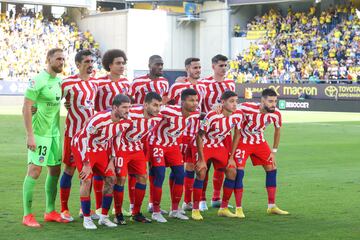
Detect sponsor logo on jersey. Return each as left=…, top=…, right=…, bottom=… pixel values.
left=87, top=126, right=97, bottom=134
left=29, top=80, right=35, bottom=88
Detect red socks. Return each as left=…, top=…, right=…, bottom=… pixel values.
left=212, top=169, right=224, bottom=201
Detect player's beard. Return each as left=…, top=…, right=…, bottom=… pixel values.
left=87, top=67, right=93, bottom=74
left=264, top=105, right=276, bottom=113
left=147, top=109, right=159, bottom=117
left=191, top=73, right=200, bottom=80
left=52, top=65, right=63, bottom=73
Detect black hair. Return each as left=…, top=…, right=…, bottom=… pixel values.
left=185, top=57, right=200, bottom=67
left=102, top=49, right=127, bottom=72
left=221, top=91, right=238, bottom=100
left=112, top=94, right=130, bottom=106
left=145, top=92, right=162, bottom=103
left=211, top=54, right=228, bottom=64
left=181, top=88, right=198, bottom=101
left=149, top=55, right=163, bottom=64
left=261, top=88, right=278, bottom=98
left=75, top=50, right=93, bottom=63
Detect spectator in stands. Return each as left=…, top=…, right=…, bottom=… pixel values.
left=229, top=3, right=360, bottom=84
left=0, top=11, right=102, bottom=81
left=234, top=24, right=241, bottom=37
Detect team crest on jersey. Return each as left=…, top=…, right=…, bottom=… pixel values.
left=85, top=99, right=94, bottom=108
left=202, top=118, right=209, bottom=127
left=39, top=156, right=45, bottom=163
left=87, top=126, right=97, bottom=134
left=29, top=80, right=35, bottom=88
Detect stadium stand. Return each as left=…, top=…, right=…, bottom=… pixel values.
left=0, top=10, right=103, bottom=82
left=230, top=3, right=360, bottom=84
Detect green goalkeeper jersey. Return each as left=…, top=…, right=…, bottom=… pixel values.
left=24, top=70, right=62, bottom=137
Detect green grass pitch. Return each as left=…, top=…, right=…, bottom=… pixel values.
left=1, top=112, right=360, bottom=240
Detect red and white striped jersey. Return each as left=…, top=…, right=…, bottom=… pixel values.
left=183, top=117, right=200, bottom=138
left=129, top=74, right=169, bottom=104
left=72, top=110, right=131, bottom=162
left=199, top=109, right=244, bottom=148
left=95, top=75, right=130, bottom=112
left=167, top=79, right=205, bottom=138
left=62, top=75, right=98, bottom=138
left=149, top=105, right=200, bottom=147
left=113, top=105, right=161, bottom=152
left=202, top=76, right=236, bottom=113
left=238, top=102, right=282, bottom=145
left=199, top=76, right=216, bottom=86
left=167, top=78, right=206, bottom=107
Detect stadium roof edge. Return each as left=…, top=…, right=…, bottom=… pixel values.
left=3, top=0, right=92, bottom=8
left=228, top=0, right=312, bottom=6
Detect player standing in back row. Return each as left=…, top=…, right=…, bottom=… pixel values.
left=59, top=50, right=99, bottom=222
left=92, top=49, right=131, bottom=216
left=228, top=88, right=289, bottom=218
left=128, top=55, right=169, bottom=214
left=165, top=57, right=206, bottom=213
left=200, top=54, right=236, bottom=211
left=129, top=55, right=169, bottom=104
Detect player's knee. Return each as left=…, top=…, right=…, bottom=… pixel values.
left=116, top=176, right=126, bottom=186
left=137, top=174, right=147, bottom=184
left=104, top=176, right=116, bottom=194
left=172, top=165, right=185, bottom=185
left=27, top=164, right=42, bottom=179
left=264, top=164, right=276, bottom=171
left=225, top=167, right=237, bottom=180
left=196, top=169, right=206, bottom=180
left=106, top=175, right=116, bottom=185
left=152, top=167, right=166, bottom=187
left=81, top=179, right=92, bottom=189
left=185, top=163, right=195, bottom=171
left=48, top=165, right=61, bottom=176
left=64, top=165, right=75, bottom=176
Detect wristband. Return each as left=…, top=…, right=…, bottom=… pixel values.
left=272, top=148, right=278, bottom=153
